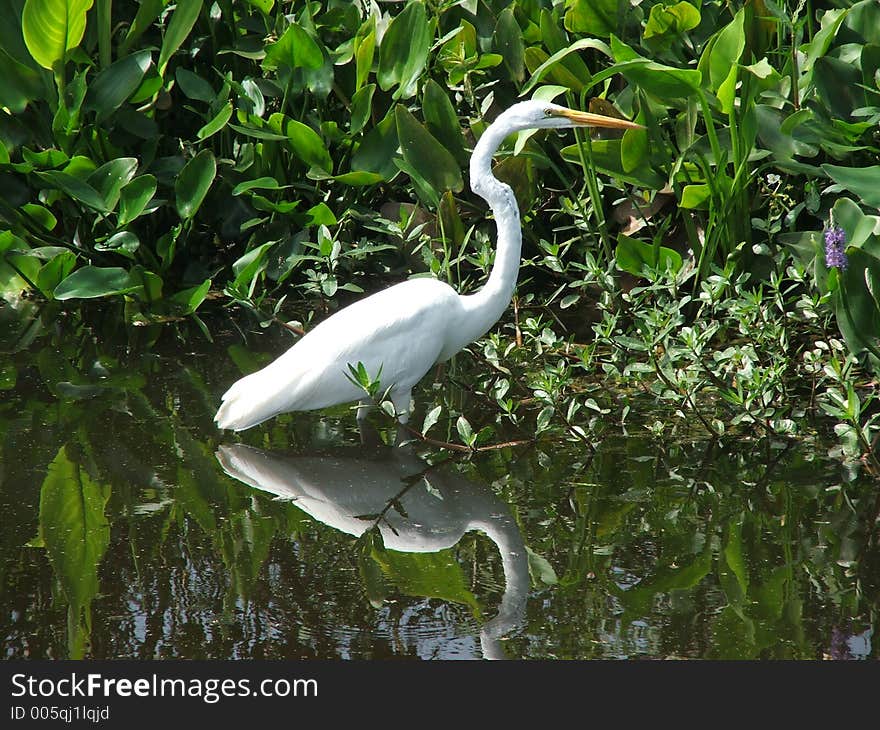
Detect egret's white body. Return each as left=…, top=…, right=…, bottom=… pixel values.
left=215, top=100, right=639, bottom=431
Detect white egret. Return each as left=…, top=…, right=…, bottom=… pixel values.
left=215, top=100, right=640, bottom=431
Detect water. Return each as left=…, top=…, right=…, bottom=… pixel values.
left=1, top=301, right=877, bottom=660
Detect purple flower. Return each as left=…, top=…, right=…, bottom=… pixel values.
left=824, top=225, right=848, bottom=270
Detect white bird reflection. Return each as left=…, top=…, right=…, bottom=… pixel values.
left=216, top=442, right=529, bottom=659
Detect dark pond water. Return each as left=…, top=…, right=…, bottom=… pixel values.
left=1, top=299, right=877, bottom=660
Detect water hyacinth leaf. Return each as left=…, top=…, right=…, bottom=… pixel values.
left=157, top=0, right=203, bottom=76
left=87, top=157, right=139, bottom=211
left=169, top=278, right=211, bottom=314
left=706, top=8, right=745, bottom=90
left=564, top=0, right=619, bottom=38
left=602, top=36, right=701, bottom=100
left=616, top=234, right=683, bottom=277
left=34, top=170, right=110, bottom=213
left=21, top=203, right=57, bottom=230
left=350, top=83, right=375, bottom=135
left=175, top=149, right=216, bottom=219
left=351, top=108, right=399, bottom=180
left=263, top=22, right=323, bottom=70
left=680, top=183, right=711, bottom=209
left=830, top=198, right=879, bottom=252
left=494, top=7, right=524, bottom=82
left=54, top=266, right=135, bottom=299
left=119, top=174, right=157, bottom=226
left=822, top=165, right=880, bottom=210
left=377, top=1, right=432, bottom=99
left=395, top=105, right=463, bottom=195
left=120, top=0, right=164, bottom=54
left=175, top=68, right=215, bottom=102
left=620, top=126, right=648, bottom=173
left=266, top=113, right=332, bottom=172
left=38, top=446, right=110, bottom=612
left=422, top=79, right=466, bottom=165
left=354, top=20, right=375, bottom=91
left=232, top=241, right=274, bottom=288
left=197, top=101, right=233, bottom=140
left=232, top=177, right=283, bottom=196
left=84, top=50, right=152, bottom=122
left=643, top=1, right=701, bottom=44
left=36, top=250, right=76, bottom=297
left=333, top=170, right=384, bottom=186
left=95, top=230, right=140, bottom=257
left=22, top=0, right=94, bottom=71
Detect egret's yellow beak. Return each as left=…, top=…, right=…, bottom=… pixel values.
left=553, top=108, right=644, bottom=130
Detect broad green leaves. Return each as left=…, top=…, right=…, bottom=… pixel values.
left=378, top=1, right=432, bottom=99
left=84, top=50, right=152, bottom=121
left=22, top=0, right=94, bottom=71
left=395, top=105, right=463, bottom=205
left=175, top=149, right=216, bottom=219
left=157, top=0, right=202, bottom=76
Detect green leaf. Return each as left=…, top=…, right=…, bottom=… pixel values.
left=644, top=1, right=701, bottom=43
left=22, top=0, right=94, bottom=71
left=603, top=36, right=701, bottom=100
left=38, top=445, right=109, bottom=611
left=354, top=20, right=375, bottom=91
left=84, top=50, right=152, bottom=122
left=157, top=0, right=202, bottom=76
left=232, top=176, right=283, bottom=196
left=615, top=234, right=683, bottom=277
left=263, top=22, right=323, bottom=70
left=169, top=278, right=211, bottom=314
left=35, top=170, right=110, bottom=213
left=175, top=149, right=216, bottom=219
left=120, top=0, right=165, bottom=55
left=377, top=1, right=432, bottom=99
left=564, top=0, right=619, bottom=38
left=197, top=101, right=233, bottom=139
left=680, top=183, right=711, bottom=209
left=175, top=67, right=215, bottom=102
left=350, top=83, right=375, bottom=135
left=395, top=105, right=463, bottom=196
left=36, top=250, right=76, bottom=298
left=494, top=7, right=524, bottom=83
left=723, top=517, right=749, bottom=593
left=95, top=230, right=140, bottom=257
left=278, top=117, right=332, bottom=172
left=822, top=165, right=880, bottom=211
left=706, top=8, right=745, bottom=90
left=422, top=79, right=466, bottom=165
left=118, top=174, right=157, bottom=225
left=87, top=157, right=138, bottom=211
left=456, top=415, right=474, bottom=444
left=54, top=266, right=134, bottom=299
left=371, top=547, right=479, bottom=610
left=351, top=108, right=399, bottom=180
left=421, top=405, right=442, bottom=435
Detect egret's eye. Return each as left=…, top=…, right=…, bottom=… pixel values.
left=544, top=108, right=554, bottom=117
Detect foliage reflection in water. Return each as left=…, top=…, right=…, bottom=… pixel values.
left=1, top=309, right=877, bottom=660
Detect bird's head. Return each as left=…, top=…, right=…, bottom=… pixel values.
left=498, top=99, right=643, bottom=133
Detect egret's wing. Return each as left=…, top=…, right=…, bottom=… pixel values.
left=215, top=279, right=457, bottom=430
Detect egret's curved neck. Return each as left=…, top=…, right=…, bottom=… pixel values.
left=469, top=514, right=529, bottom=658
left=454, top=119, right=522, bottom=349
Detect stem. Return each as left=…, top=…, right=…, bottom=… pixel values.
left=97, top=0, right=112, bottom=69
